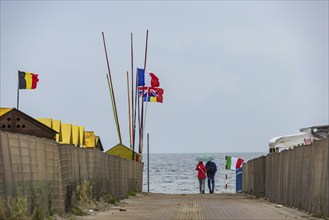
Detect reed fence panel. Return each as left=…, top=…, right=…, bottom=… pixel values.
left=242, top=139, right=329, bottom=217
left=0, top=130, right=144, bottom=215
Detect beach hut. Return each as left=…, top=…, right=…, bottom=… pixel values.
left=37, top=119, right=86, bottom=146
left=79, top=126, right=85, bottom=146
left=106, top=143, right=141, bottom=161
left=95, top=136, right=104, bottom=151
left=0, top=108, right=57, bottom=140
left=37, top=117, right=103, bottom=150
left=60, top=123, right=73, bottom=144
left=84, top=131, right=104, bottom=151
left=72, top=125, right=80, bottom=146
left=37, top=118, right=63, bottom=142
left=52, top=120, right=62, bottom=142
left=84, top=131, right=96, bottom=148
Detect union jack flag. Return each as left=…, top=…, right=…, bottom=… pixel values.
left=139, top=86, right=164, bottom=103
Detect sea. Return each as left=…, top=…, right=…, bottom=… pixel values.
left=142, top=152, right=266, bottom=194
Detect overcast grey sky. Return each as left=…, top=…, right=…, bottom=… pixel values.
left=1, top=1, right=328, bottom=153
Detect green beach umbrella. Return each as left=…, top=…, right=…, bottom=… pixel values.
left=196, top=154, right=214, bottom=162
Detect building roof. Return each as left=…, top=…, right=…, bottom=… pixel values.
left=0, top=108, right=57, bottom=139
left=0, top=108, right=14, bottom=116
left=107, top=143, right=141, bottom=155
left=299, top=125, right=329, bottom=139
left=1, top=108, right=104, bottom=151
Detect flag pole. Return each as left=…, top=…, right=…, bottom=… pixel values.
left=143, top=93, right=148, bottom=132
left=102, top=32, right=122, bottom=144
left=139, top=29, right=149, bottom=155
left=106, top=73, right=121, bottom=143
left=131, top=33, right=134, bottom=134
left=147, top=132, right=150, bottom=193
left=17, top=73, right=20, bottom=110
left=126, top=71, right=132, bottom=149
left=225, top=174, right=228, bottom=192
left=133, top=73, right=139, bottom=160
left=131, top=33, right=137, bottom=161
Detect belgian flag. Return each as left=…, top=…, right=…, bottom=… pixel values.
left=18, top=71, right=39, bottom=89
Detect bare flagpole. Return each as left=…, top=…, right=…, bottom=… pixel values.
left=133, top=70, right=139, bottom=160
left=106, top=74, right=122, bottom=143
left=131, top=33, right=134, bottom=138
left=131, top=33, right=138, bottom=161
left=17, top=73, right=20, bottom=110
left=126, top=71, right=132, bottom=148
left=139, top=29, right=149, bottom=155
left=147, top=133, right=150, bottom=193
left=102, top=32, right=122, bottom=144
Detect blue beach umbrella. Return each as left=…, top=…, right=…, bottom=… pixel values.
left=196, top=154, right=214, bottom=162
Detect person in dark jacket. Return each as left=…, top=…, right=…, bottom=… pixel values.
left=205, top=160, right=217, bottom=193
left=196, top=161, right=207, bottom=194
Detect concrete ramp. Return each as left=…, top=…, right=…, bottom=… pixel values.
left=76, top=193, right=322, bottom=220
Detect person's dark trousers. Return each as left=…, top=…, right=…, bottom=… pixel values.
left=208, top=176, right=215, bottom=193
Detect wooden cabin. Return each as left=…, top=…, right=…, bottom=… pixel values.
left=0, top=108, right=57, bottom=140
left=106, top=143, right=141, bottom=161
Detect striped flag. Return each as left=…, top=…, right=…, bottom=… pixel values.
left=137, top=68, right=160, bottom=87
left=225, top=156, right=244, bottom=170
left=18, top=71, right=39, bottom=89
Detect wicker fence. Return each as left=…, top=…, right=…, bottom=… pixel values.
left=242, top=139, right=329, bottom=217
left=0, top=130, right=143, bottom=215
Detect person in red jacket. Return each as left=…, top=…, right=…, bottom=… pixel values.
left=196, top=161, right=207, bottom=194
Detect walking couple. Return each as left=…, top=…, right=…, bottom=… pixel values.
left=196, top=160, right=217, bottom=194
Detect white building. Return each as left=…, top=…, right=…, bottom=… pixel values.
left=269, top=125, right=328, bottom=153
